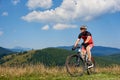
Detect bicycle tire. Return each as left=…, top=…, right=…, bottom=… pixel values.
left=87, top=56, right=96, bottom=75
left=65, top=54, right=84, bottom=76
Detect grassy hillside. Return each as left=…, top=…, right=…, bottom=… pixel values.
left=94, top=53, right=120, bottom=66
left=0, top=64, right=120, bottom=80
left=0, top=48, right=120, bottom=66
left=0, top=48, right=74, bottom=66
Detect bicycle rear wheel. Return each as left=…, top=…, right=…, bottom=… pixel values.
left=87, top=56, right=96, bottom=75
left=65, top=54, right=84, bottom=76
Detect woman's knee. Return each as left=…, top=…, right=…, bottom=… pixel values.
left=86, top=46, right=91, bottom=52
left=81, top=50, right=86, bottom=55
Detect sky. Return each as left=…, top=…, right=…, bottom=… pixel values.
left=0, top=0, right=120, bottom=49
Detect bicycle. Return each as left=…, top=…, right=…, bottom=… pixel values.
left=65, top=44, right=96, bottom=76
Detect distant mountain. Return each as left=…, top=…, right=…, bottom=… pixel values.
left=92, top=46, right=120, bottom=56
left=0, top=48, right=119, bottom=66
left=57, top=46, right=120, bottom=56
left=0, top=47, right=13, bottom=58
left=11, top=46, right=32, bottom=52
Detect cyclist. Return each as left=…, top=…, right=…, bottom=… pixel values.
left=72, top=25, right=94, bottom=68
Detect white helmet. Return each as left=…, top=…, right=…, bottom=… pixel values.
left=80, top=25, right=87, bottom=30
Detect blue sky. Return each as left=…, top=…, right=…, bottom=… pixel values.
left=0, top=0, right=120, bottom=49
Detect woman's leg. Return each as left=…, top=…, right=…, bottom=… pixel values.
left=81, top=46, right=86, bottom=59
left=86, top=44, right=93, bottom=61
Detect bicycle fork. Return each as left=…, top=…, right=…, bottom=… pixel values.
left=75, top=53, right=81, bottom=66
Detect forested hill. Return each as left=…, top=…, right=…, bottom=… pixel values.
left=0, top=47, right=13, bottom=58
left=0, top=48, right=120, bottom=66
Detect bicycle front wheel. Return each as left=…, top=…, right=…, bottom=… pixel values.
left=65, top=54, right=84, bottom=76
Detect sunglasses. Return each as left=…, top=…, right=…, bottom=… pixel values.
left=80, top=28, right=85, bottom=30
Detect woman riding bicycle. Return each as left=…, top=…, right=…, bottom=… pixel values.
left=72, top=25, right=94, bottom=68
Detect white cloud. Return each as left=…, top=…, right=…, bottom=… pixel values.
left=41, top=25, right=50, bottom=30
left=53, top=23, right=77, bottom=30
left=12, top=0, right=20, bottom=5
left=27, top=0, right=52, bottom=9
left=22, top=0, right=120, bottom=30
left=22, top=0, right=120, bottom=23
left=0, top=31, right=3, bottom=36
left=2, top=12, right=8, bottom=16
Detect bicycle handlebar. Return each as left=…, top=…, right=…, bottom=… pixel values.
left=76, top=46, right=80, bottom=49
left=72, top=45, right=81, bottom=51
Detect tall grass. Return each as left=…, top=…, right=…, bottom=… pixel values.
left=0, top=64, right=120, bottom=80
left=0, top=64, right=66, bottom=79
left=96, top=65, right=120, bottom=75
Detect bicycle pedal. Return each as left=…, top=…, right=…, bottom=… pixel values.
left=88, top=64, right=94, bottom=69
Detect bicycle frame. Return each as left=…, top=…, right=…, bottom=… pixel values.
left=76, top=46, right=90, bottom=69
left=76, top=46, right=88, bottom=61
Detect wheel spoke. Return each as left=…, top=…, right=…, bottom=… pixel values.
left=66, top=54, right=84, bottom=76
